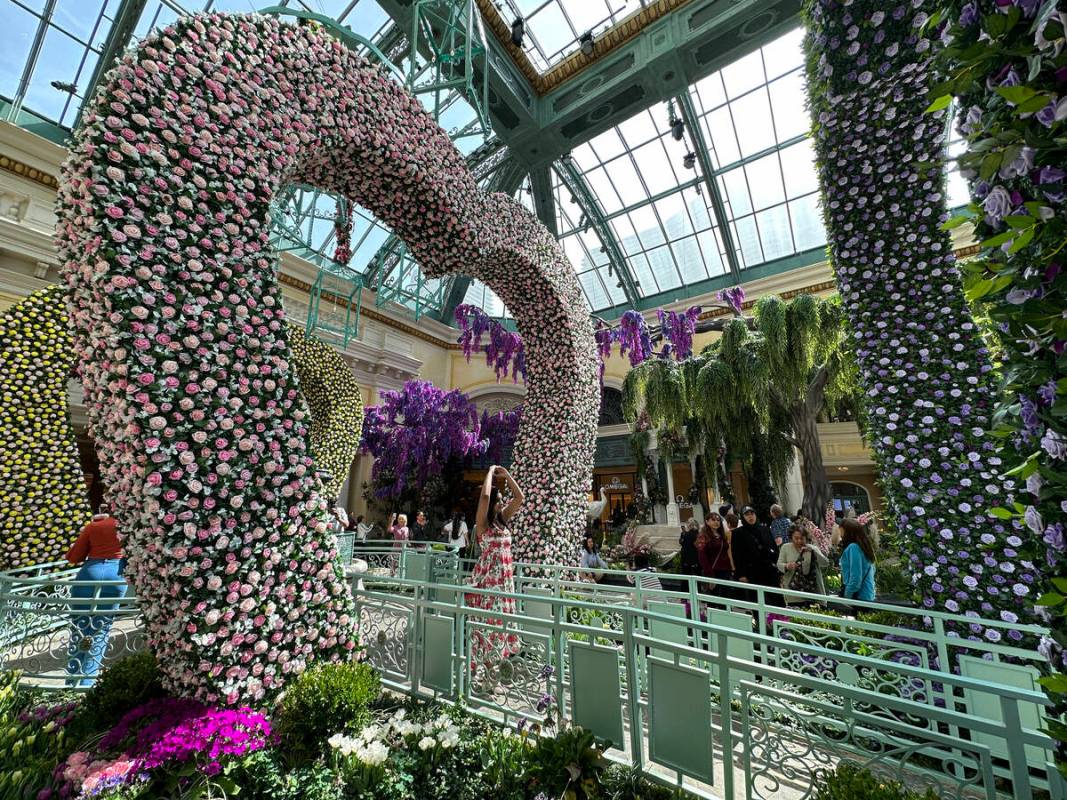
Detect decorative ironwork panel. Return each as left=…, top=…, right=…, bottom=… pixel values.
left=358, top=599, right=413, bottom=682
left=466, top=623, right=550, bottom=719
left=771, top=620, right=935, bottom=730
left=739, top=682, right=997, bottom=800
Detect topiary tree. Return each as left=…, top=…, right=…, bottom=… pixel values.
left=623, top=293, right=856, bottom=520
left=803, top=0, right=1037, bottom=629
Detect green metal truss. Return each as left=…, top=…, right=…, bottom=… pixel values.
left=676, top=92, right=742, bottom=286
left=556, top=155, right=641, bottom=307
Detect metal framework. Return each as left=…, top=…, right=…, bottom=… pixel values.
left=677, top=92, right=743, bottom=285
left=2, top=0, right=833, bottom=323
left=556, top=154, right=641, bottom=307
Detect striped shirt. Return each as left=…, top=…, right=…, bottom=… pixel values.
left=632, top=568, right=663, bottom=593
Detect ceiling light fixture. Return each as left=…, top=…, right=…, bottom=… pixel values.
left=511, top=17, right=525, bottom=47
left=51, top=80, right=77, bottom=93
left=579, top=31, right=595, bottom=57
left=667, top=100, right=684, bottom=141
left=683, top=152, right=696, bottom=170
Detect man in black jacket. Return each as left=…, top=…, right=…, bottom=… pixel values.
left=731, top=506, right=782, bottom=606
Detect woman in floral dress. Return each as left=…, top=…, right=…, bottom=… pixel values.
left=466, top=465, right=524, bottom=666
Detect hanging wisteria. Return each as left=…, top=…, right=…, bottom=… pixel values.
left=480, top=406, right=523, bottom=467
left=717, top=286, right=746, bottom=316
left=656, top=307, right=702, bottom=361
left=360, top=381, right=487, bottom=500
left=803, top=0, right=1036, bottom=633
left=454, top=304, right=526, bottom=382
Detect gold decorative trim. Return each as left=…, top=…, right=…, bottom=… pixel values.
left=476, top=0, right=696, bottom=96
left=0, top=154, right=58, bottom=189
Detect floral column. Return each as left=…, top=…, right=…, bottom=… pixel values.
left=803, top=0, right=1037, bottom=632
left=932, top=0, right=1067, bottom=759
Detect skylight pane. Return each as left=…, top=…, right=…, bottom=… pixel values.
left=733, top=217, right=763, bottom=267
left=628, top=253, right=659, bottom=294
left=762, top=27, right=805, bottom=80
left=608, top=158, right=647, bottom=208
left=630, top=139, right=678, bottom=196
left=583, top=166, right=625, bottom=214
left=720, top=169, right=752, bottom=218
left=697, top=229, right=727, bottom=277
left=779, top=139, right=820, bottom=198
left=580, top=270, right=609, bottom=310
left=768, top=71, right=809, bottom=141
left=720, top=49, right=764, bottom=99
left=789, top=195, right=827, bottom=251
left=670, top=236, right=708, bottom=284
left=1, top=7, right=46, bottom=100
left=745, top=154, right=786, bottom=211
left=756, top=205, right=793, bottom=261
left=704, top=106, right=740, bottom=168
left=691, top=71, right=726, bottom=114
left=647, top=245, right=681, bottom=291
left=610, top=217, right=644, bottom=257
left=654, top=193, right=695, bottom=242
left=730, top=88, right=776, bottom=158
left=616, top=110, right=659, bottom=149
left=527, top=3, right=573, bottom=60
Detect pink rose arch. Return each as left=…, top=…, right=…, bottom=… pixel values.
left=55, top=13, right=598, bottom=702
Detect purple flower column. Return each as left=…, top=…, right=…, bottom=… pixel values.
left=56, top=13, right=597, bottom=704
left=803, top=0, right=1036, bottom=630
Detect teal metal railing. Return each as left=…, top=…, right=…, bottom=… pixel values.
left=1, top=547, right=1061, bottom=798
left=354, top=567, right=1059, bottom=800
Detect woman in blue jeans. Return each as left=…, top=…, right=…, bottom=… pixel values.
left=66, top=513, right=127, bottom=685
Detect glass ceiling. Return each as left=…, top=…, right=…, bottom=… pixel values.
left=497, top=0, right=647, bottom=74
left=0, top=1, right=974, bottom=324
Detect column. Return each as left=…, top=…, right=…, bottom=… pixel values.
left=664, top=457, right=679, bottom=528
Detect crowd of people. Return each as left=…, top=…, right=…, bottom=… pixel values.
left=677, top=503, right=876, bottom=609
left=66, top=471, right=875, bottom=687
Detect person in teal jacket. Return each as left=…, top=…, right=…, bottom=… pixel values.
left=838, top=518, right=876, bottom=603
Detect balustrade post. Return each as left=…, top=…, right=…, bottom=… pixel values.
left=717, top=629, right=735, bottom=800
left=622, top=610, right=644, bottom=775
left=999, top=695, right=1033, bottom=799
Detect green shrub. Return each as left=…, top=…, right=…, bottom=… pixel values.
left=601, top=764, right=689, bottom=799
left=526, top=725, right=604, bottom=800
left=67, top=651, right=164, bottom=744
left=276, top=660, right=380, bottom=760
left=813, top=764, right=940, bottom=800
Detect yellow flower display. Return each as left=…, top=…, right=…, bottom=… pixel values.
left=0, top=286, right=363, bottom=568
left=0, top=286, right=91, bottom=569
left=287, top=325, right=364, bottom=501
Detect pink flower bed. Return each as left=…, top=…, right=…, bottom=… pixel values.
left=55, top=12, right=597, bottom=701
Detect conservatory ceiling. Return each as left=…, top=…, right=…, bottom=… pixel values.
left=0, top=0, right=969, bottom=323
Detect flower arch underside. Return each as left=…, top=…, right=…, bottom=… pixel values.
left=0, top=287, right=362, bottom=568
left=57, top=13, right=597, bottom=702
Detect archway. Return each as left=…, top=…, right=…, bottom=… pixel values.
left=56, top=13, right=598, bottom=702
